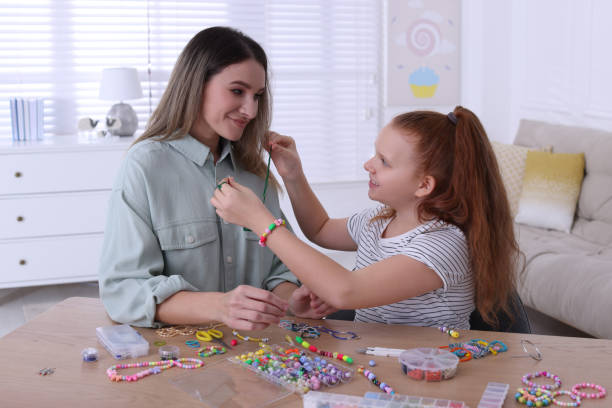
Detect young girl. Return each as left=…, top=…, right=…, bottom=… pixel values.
left=98, top=26, right=335, bottom=330
left=211, top=107, right=520, bottom=329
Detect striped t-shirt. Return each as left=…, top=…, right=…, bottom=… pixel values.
left=347, top=206, right=475, bottom=329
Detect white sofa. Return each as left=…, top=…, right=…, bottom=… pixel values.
left=512, top=119, right=612, bottom=339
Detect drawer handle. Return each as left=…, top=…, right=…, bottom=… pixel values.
left=16, top=215, right=24, bottom=222
left=14, top=171, right=22, bottom=178
left=19, top=259, right=27, bottom=266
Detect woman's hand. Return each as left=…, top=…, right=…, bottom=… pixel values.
left=268, top=131, right=303, bottom=182
left=288, top=284, right=338, bottom=319
left=219, top=285, right=289, bottom=330
left=210, top=177, right=272, bottom=231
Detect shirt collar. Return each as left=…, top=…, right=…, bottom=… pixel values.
left=167, top=134, right=235, bottom=169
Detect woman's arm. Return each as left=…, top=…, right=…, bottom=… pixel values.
left=155, top=286, right=289, bottom=330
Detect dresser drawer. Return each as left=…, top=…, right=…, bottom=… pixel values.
left=0, top=234, right=103, bottom=288
left=0, top=191, right=110, bottom=240
left=1, top=150, right=124, bottom=195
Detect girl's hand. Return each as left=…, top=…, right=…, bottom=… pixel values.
left=288, top=285, right=338, bottom=319
left=210, top=177, right=272, bottom=231
left=219, top=285, right=289, bottom=330
left=267, top=131, right=303, bottom=182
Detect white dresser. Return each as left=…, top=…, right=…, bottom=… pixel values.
left=0, top=136, right=132, bottom=289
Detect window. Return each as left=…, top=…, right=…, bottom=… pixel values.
left=0, top=1, right=380, bottom=182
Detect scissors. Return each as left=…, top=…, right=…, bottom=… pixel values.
left=196, top=329, right=231, bottom=349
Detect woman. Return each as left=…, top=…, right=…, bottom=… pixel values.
left=98, top=26, right=334, bottom=329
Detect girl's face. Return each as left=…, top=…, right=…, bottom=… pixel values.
left=192, top=58, right=266, bottom=146
left=364, top=124, right=432, bottom=209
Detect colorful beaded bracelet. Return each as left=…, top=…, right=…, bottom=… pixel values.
left=198, top=345, right=227, bottom=358
left=551, top=390, right=581, bottom=407
left=259, top=218, right=285, bottom=247
left=522, top=371, right=562, bottom=391
left=514, top=387, right=553, bottom=406
left=106, top=358, right=203, bottom=382
left=571, top=382, right=606, bottom=400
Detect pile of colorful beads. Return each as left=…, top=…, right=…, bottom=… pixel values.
left=232, top=344, right=353, bottom=394
left=294, top=335, right=353, bottom=364
left=357, top=365, right=395, bottom=395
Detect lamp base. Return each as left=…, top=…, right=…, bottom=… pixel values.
left=107, top=102, right=138, bottom=137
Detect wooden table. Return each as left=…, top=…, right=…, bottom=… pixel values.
left=1, top=297, right=610, bottom=407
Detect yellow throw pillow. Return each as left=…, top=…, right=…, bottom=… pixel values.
left=515, top=150, right=585, bottom=232
left=491, top=141, right=533, bottom=218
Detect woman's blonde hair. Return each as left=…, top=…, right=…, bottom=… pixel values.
left=134, top=26, right=277, bottom=187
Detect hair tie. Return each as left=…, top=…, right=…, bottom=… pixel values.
left=447, top=112, right=457, bottom=125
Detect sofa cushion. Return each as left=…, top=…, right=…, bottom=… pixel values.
left=491, top=141, right=533, bottom=218
left=516, top=224, right=612, bottom=339
left=514, top=119, right=612, bottom=245
left=515, top=150, right=585, bottom=232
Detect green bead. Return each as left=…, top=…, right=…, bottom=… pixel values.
left=295, top=336, right=303, bottom=343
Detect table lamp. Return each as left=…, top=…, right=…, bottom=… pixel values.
left=99, top=67, right=143, bottom=137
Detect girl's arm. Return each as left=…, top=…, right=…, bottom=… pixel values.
left=269, top=132, right=356, bottom=251
left=211, top=180, right=443, bottom=310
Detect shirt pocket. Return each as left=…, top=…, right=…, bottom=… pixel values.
left=156, top=220, right=217, bottom=250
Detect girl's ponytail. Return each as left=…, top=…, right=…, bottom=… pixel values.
left=450, top=106, right=519, bottom=327
left=388, top=107, right=520, bottom=328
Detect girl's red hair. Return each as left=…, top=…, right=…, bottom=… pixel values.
left=375, top=107, right=520, bottom=327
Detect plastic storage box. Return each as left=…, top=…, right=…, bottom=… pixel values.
left=96, top=324, right=149, bottom=360
left=398, top=347, right=459, bottom=381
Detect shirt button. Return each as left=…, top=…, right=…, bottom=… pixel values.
left=186, top=235, right=195, bottom=244
left=226, top=256, right=233, bottom=264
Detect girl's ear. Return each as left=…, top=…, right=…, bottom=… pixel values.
left=415, top=175, right=435, bottom=198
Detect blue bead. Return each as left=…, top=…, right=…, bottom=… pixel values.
left=369, top=360, right=376, bottom=367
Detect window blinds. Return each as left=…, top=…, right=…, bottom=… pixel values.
left=0, top=0, right=380, bottom=182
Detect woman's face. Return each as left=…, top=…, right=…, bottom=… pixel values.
left=192, top=58, right=266, bottom=146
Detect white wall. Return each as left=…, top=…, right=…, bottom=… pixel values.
left=279, top=0, right=612, bottom=267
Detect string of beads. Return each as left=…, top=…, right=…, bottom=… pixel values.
left=232, top=330, right=270, bottom=343
left=357, top=365, right=395, bottom=395
left=438, top=326, right=460, bottom=338
left=106, top=358, right=203, bottom=382
left=197, top=345, right=227, bottom=358
left=295, top=336, right=353, bottom=364
left=571, top=383, right=606, bottom=399
left=522, top=371, right=562, bottom=391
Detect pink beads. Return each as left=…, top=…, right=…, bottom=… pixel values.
left=106, top=358, right=203, bottom=383
left=571, top=382, right=606, bottom=399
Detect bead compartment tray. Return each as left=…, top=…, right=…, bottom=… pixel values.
left=303, top=390, right=468, bottom=408
left=229, top=343, right=354, bottom=394
left=398, top=347, right=459, bottom=381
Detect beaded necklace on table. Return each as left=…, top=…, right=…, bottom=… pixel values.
left=106, top=358, right=203, bottom=382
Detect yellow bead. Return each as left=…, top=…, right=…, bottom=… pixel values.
left=342, top=355, right=349, bottom=362
left=302, top=341, right=310, bottom=348
left=450, top=330, right=460, bottom=338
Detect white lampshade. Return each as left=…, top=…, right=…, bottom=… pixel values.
left=99, top=67, right=143, bottom=101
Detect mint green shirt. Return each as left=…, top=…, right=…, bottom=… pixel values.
left=98, top=135, right=298, bottom=327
